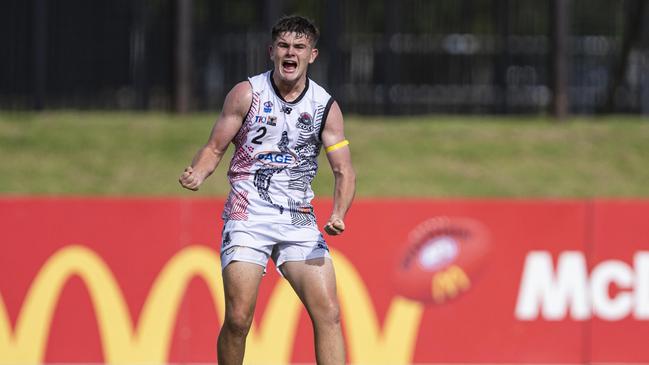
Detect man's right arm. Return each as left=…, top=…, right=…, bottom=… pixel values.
left=179, top=81, right=252, bottom=191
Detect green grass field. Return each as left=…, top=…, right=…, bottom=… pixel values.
left=1, top=112, right=648, bottom=197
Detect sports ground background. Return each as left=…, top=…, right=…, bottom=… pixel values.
left=3, top=0, right=649, bottom=364
left=2, top=114, right=649, bottom=365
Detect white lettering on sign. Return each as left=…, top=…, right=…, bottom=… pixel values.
left=515, top=251, right=649, bottom=321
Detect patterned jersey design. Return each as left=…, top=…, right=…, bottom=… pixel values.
left=222, top=71, right=333, bottom=225
left=222, top=190, right=249, bottom=221
left=228, top=92, right=259, bottom=183
left=253, top=131, right=290, bottom=214
left=289, top=104, right=325, bottom=193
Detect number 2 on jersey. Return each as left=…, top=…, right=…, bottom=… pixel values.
left=251, top=127, right=267, bottom=144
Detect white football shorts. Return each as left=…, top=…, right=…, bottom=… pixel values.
left=220, top=220, right=331, bottom=273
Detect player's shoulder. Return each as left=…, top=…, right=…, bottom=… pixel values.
left=230, top=80, right=252, bottom=96
left=225, top=81, right=252, bottom=103
left=307, top=77, right=333, bottom=105
left=248, top=70, right=272, bottom=91
left=223, top=81, right=253, bottom=116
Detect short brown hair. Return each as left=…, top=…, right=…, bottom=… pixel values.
left=271, top=15, right=320, bottom=46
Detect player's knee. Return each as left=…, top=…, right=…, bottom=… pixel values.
left=311, top=300, right=341, bottom=327
left=223, top=309, right=254, bottom=337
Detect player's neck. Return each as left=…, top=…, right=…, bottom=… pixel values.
left=271, top=71, right=307, bottom=103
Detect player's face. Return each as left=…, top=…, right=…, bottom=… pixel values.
left=270, top=32, right=318, bottom=84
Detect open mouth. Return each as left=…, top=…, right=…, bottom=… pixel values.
left=282, top=60, right=297, bottom=73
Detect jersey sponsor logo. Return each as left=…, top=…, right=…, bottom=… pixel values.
left=296, top=205, right=312, bottom=214
left=263, top=101, right=273, bottom=113
left=281, top=106, right=292, bottom=114
left=254, top=150, right=298, bottom=167
left=296, top=112, right=314, bottom=131
left=254, top=115, right=277, bottom=126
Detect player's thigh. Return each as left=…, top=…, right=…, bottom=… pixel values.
left=281, top=258, right=340, bottom=319
left=222, top=261, right=265, bottom=320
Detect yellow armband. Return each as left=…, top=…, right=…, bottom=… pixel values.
left=325, top=139, right=349, bottom=153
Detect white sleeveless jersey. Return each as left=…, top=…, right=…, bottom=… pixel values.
left=222, top=71, right=334, bottom=226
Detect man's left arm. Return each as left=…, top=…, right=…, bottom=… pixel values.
left=321, top=101, right=356, bottom=236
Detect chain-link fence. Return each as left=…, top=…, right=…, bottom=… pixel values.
left=2, top=0, right=648, bottom=114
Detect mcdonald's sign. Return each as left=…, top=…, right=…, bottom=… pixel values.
left=1, top=198, right=649, bottom=364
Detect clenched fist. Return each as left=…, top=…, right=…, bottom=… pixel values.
left=324, top=217, right=345, bottom=236
left=179, top=166, right=206, bottom=191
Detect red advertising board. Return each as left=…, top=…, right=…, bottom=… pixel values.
left=1, top=198, right=648, bottom=364
left=589, top=201, right=649, bottom=363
